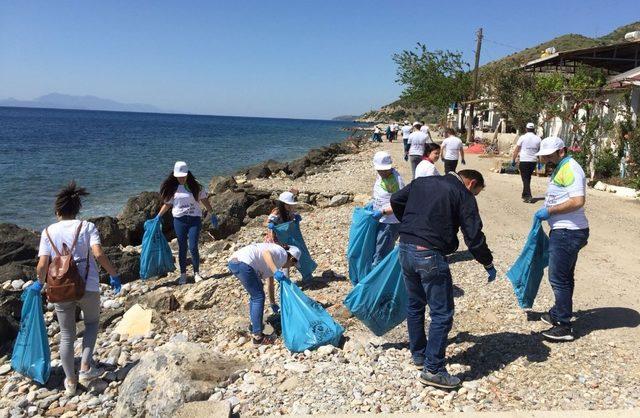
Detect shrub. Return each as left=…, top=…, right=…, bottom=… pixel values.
left=594, top=148, right=619, bottom=179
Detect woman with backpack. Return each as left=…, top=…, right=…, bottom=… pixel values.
left=157, top=161, right=217, bottom=285
left=31, top=182, right=121, bottom=396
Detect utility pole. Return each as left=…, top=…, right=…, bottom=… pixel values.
left=466, top=27, right=483, bottom=143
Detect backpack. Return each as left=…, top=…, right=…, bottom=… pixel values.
left=45, top=222, right=89, bottom=303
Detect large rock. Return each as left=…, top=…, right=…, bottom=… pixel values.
left=88, top=216, right=127, bottom=247
left=265, top=159, right=288, bottom=175
left=246, top=198, right=273, bottom=218
left=288, top=157, right=310, bottom=179
left=174, top=281, right=219, bottom=310
left=128, top=286, right=180, bottom=313
left=174, top=401, right=231, bottom=418
left=0, top=262, right=36, bottom=284
left=0, top=289, right=22, bottom=355
left=99, top=247, right=140, bottom=284
left=0, top=223, right=39, bottom=267
left=208, top=176, right=237, bottom=195
left=244, top=162, right=271, bottom=180
left=118, top=192, right=174, bottom=245
left=113, top=342, right=245, bottom=418
left=208, top=191, right=249, bottom=240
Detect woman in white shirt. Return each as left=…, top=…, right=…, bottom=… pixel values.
left=414, top=143, right=442, bottom=179
left=157, top=161, right=217, bottom=284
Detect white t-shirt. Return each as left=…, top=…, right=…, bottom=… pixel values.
left=167, top=185, right=207, bottom=218
left=38, top=220, right=101, bottom=292
left=544, top=158, right=589, bottom=230
left=407, top=131, right=429, bottom=156
left=420, top=126, right=430, bottom=134
left=230, top=243, right=289, bottom=280
left=441, top=136, right=464, bottom=160
left=400, top=125, right=412, bottom=139
left=414, top=160, right=441, bottom=178
left=517, top=132, right=542, bottom=162
left=373, top=169, right=405, bottom=224
left=390, top=124, right=398, bottom=132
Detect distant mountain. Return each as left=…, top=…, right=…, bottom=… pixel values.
left=331, top=115, right=359, bottom=121
left=0, top=93, right=163, bottom=113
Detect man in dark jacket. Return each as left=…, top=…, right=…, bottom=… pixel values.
left=391, top=169, right=496, bottom=389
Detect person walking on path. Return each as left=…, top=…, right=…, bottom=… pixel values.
left=372, top=126, right=382, bottom=142
left=441, top=128, right=466, bottom=173
left=32, top=182, right=121, bottom=396
left=390, top=170, right=495, bottom=389
left=157, top=161, right=217, bottom=285
left=390, top=122, right=399, bottom=142
left=370, top=151, right=405, bottom=266
left=420, top=122, right=433, bottom=142
left=533, top=137, right=589, bottom=342
left=414, top=143, right=441, bottom=178
left=228, top=243, right=301, bottom=345
left=400, top=120, right=413, bottom=161
left=512, top=122, right=542, bottom=203
left=406, top=122, right=430, bottom=178
left=385, top=125, right=392, bottom=143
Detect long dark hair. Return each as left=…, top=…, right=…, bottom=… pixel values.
left=275, top=200, right=294, bottom=222
left=55, top=181, right=89, bottom=218
left=160, top=171, right=202, bottom=202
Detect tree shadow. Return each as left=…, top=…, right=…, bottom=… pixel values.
left=447, top=251, right=475, bottom=264
left=448, top=331, right=550, bottom=381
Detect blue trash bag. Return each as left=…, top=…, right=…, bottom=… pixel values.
left=344, top=246, right=407, bottom=336
left=11, top=288, right=50, bottom=385
left=273, top=220, right=317, bottom=281
left=139, top=217, right=175, bottom=280
left=278, top=277, right=344, bottom=352
left=346, top=205, right=379, bottom=285
left=506, top=218, right=549, bottom=309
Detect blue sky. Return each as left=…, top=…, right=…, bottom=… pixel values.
left=1, top=1, right=638, bottom=119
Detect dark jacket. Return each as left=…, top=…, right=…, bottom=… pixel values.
left=390, top=173, right=493, bottom=266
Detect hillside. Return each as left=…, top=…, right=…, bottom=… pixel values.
left=359, top=21, right=640, bottom=123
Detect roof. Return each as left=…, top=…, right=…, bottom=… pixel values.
left=522, top=40, right=640, bottom=74
left=607, top=66, right=640, bottom=87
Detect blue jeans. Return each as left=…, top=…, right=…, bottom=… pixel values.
left=373, top=222, right=400, bottom=266
left=173, top=215, right=202, bottom=274
left=399, top=242, right=454, bottom=374
left=548, top=228, right=589, bottom=326
left=228, top=261, right=265, bottom=335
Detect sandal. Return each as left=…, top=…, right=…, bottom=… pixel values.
left=252, top=333, right=276, bottom=346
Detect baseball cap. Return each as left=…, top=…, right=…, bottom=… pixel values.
left=536, top=136, right=565, bottom=156
left=373, top=151, right=393, bottom=170
left=526, top=122, right=535, bottom=129
left=278, top=191, right=298, bottom=205
left=287, top=245, right=301, bottom=267
left=173, top=161, right=189, bottom=177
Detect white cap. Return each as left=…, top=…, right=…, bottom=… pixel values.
left=278, top=191, right=298, bottom=205
left=536, top=136, right=565, bottom=156
left=173, top=161, right=189, bottom=177
left=412, top=121, right=421, bottom=127
left=287, top=245, right=301, bottom=267
left=404, top=120, right=410, bottom=125
left=526, top=122, right=535, bottom=129
left=373, top=151, right=393, bottom=170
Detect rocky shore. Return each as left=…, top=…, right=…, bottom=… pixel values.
left=1, top=135, right=639, bottom=417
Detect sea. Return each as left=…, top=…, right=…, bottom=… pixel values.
left=0, top=107, right=357, bottom=231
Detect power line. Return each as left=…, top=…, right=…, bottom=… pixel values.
left=483, top=37, right=522, bottom=51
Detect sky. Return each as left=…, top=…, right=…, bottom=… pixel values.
left=1, top=1, right=638, bottom=119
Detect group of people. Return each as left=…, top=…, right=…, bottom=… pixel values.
left=28, top=124, right=589, bottom=394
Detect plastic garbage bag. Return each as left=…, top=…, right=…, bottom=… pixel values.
left=11, top=288, right=50, bottom=385
left=347, top=205, right=378, bottom=285
left=273, top=220, right=317, bottom=281
left=139, top=217, right=175, bottom=280
left=506, top=218, right=549, bottom=309
left=344, top=246, right=407, bottom=336
left=278, top=276, right=344, bottom=352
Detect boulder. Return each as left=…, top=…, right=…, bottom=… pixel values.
left=99, top=247, right=140, bottom=284
left=265, top=159, right=289, bottom=175
left=244, top=163, right=271, bottom=180
left=88, top=216, right=127, bottom=247
left=0, top=289, right=22, bottom=355
left=328, top=194, right=351, bottom=207
left=288, top=157, right=310, bottom=179
left=113, top=342, right=245, bottom=418
left=0, top=223, right=39, bottom=267
left=174, top=281, right=219, bottom=310
left=208, top=191, right=249, bottom=240
left=0, top=262, right=36, bottom=284
left=118, top=192, right=174, bottom=245
left=128, top=286, right=179, bottom=313
left=174, top=401, right=231, bottom=418
left=208, top=176, right=237, bottom=195
left=246, top=198, right=273, bottom=218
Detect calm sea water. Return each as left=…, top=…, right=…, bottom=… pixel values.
left=0, top=107, right=355, bottom=230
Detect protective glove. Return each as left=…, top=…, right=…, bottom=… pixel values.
left=28, top=281, right=43, bottom=293
left=371, top=210, right=384, bottom=220
left=154, top=214, right=161, bottom=221
left=109, top=275, right=122, bottom=294
left=210, top=215, right=219, bottom=229
left=403, top=154, right=408, bottom=161
left=270, top=303, right=280, bottom=314
left=485, top=265, right=497, bottom=282
left=267, top=222, right=275, bottom=230
left=461, top=159, right=466, bottom=165
left=273, top=270, right=288, bottom=283
left=294, top=214, right=302, bottom=223
left=534, top=207, right=550, bottom=221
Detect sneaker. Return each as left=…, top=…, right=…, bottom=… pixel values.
left=419, top=370, right=461, bottom=389
left=542, top=325, right=574, bottom=342
left=64, top=379, right=77, bottom=397
left=194, top=273, right=203, bottom=283
left=178, top=273, right=187, bottom=285
left=252, top=333, right=276, bottom=346
left=540, top=313, right=556, bottom=326
left=78, top=367, right=104, bottom=386
left=412, top=357, right=425, bottom=370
